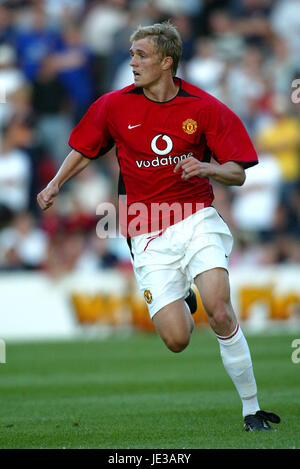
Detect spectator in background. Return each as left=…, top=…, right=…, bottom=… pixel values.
left=171, top=15, right=195, bottom=63
left=109, top=11, right=139, bottom=90
left=44, top=231, right=120, bottom=277
left=0, top=44, right=28, bottom=129
left=31, top=55, right=73, bottom=167
left=231, top=152, right=282, bottom=239
left=256, top=93, right=300, bottom=201
left=66, top=164, right=112, bottom=218
left=14, top=5, right=61, bottom=81
left=53, top=22, right=96, bottom=121
left=0, top=4, right=15, bottom=44
left=55, top=163, right=113, bottom=236
left=82, top=0, right=128, bottom=94
left=47, top=231, right=86, bottom=274
left=0, top=119, right=31, bottom=214
left=44, top=0, right=86, bottom=26
left=129, top=0, right=164, bottom=27
left=0, top=210, right=48, bottom=270
left=6, top=114, right=41, bottom=212
left=229, top=0, right=273, bottom=48
left=151, top=0, right=187, bottom=16
left=111, top=56, right=133, bottom=91
left=270, top=0, right=300, bottom=67
left=209, top=9, right=245, bottom=62
left=191, top=0, right=231, bottom=37
left=288, top=186, right=300, bottom=234
left=225, top=46, right=267, bottom=131
left=185, top=37, right=225, bottom=98
left=264, top=36, right=297, bottom=96
left=75, top=232, right=121, bottom=272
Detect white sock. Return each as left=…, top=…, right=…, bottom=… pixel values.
left=216, top=324, right=260, bottom=417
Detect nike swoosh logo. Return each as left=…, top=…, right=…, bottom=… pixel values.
left=128, top=124, right=142, bottom=129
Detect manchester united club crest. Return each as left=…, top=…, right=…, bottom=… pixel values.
left=182, top=118, right=197, bottom=135
left=144, top=289, right=153, bottom=304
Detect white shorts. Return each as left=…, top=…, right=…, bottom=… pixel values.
left=130, top=207, right=233, bottom=319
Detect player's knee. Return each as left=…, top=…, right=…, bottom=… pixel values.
left=165, top=335, right=190, bottom=353
left=203, top=296, right=229, bottom=323
left=211, top=306, right=231, bottom=329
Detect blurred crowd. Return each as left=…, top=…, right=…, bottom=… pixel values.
left=0, top=0, right=299, bottom=276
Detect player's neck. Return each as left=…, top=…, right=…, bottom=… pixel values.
left=143, top=76, right=179, bottom=103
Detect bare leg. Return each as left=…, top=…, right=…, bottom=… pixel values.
left=194, top=267, right=237, bottom=336
left=194, top=267, right=259, bottom=417
left=152, top=299, right=194, bottom=353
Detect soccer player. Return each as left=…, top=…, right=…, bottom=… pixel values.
left=37, top=22, right=280, bottom=432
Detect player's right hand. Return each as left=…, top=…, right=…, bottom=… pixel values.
left=37, top=181, right=60, bottom=210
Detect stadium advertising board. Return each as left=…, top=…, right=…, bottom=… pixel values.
left=0, top=267, right=299, bottom=340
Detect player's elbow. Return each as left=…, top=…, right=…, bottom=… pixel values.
left=225, top=162, right=246, bottom=186
left=234, top=166, right=246, bottom=186
left=236, top=172, right=246, bottom=186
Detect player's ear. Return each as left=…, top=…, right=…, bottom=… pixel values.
left=161, top=56, right=173, bottom=72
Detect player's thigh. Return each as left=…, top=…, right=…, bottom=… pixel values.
left=152, top=299, right=193, bottom=351
left=134, top=264, right=190, bottom=319
left=133, top=264, right=193, bottom=350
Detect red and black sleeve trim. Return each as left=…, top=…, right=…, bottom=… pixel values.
left=212, top=154, right=258, bottom=169
left=69, top=144, right=92, bottom=159
left=229, top=160, right=258, bottom=169
left=69, top=138, right=115, bottom=160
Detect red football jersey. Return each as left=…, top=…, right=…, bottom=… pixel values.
left=69, top=78, right=258, bottom=237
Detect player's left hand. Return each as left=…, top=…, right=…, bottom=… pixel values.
left=174, top=157, right=214, bottom=180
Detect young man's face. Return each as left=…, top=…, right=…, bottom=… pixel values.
left=129, top=38, right=169, bottom=88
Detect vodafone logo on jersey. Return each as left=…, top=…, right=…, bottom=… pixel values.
left=135, top=133, right=192, bottom=169
left=151, top=134, right=173, bottom=156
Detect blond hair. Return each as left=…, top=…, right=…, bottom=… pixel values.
left=130, top=21, right=182, bottom=76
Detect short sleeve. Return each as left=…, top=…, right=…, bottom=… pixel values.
left=202, top=99, right=258, bottom=169
left=68, top=94, right=114, bottom=159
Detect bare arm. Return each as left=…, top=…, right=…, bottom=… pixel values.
left=174, top=158, right=246, bottom=186
left=37, top=150, right=90, bottom=210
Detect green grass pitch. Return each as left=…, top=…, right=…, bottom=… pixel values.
left=0, top=329, right=299, bottom=449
